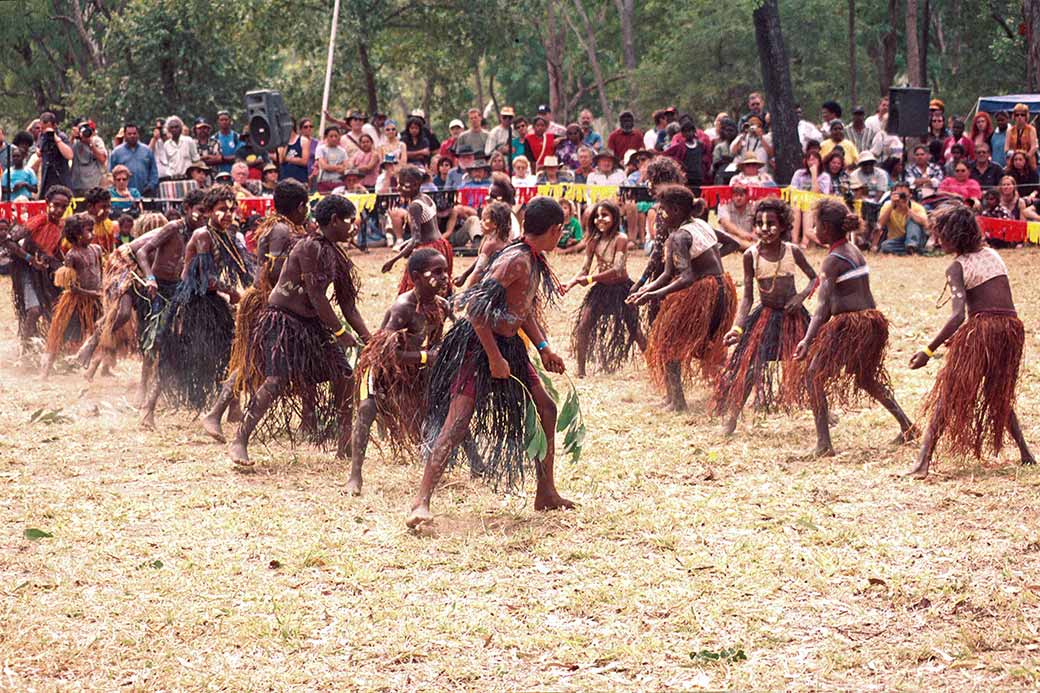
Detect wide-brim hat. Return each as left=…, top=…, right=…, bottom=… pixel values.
left=380, top=153, right=399, bottom=168
left=466, top=157, right=492, bottom=171
left=187, top=161, right=211, bottom=173
left=594, top=151, right=620, bottom=166
left=739, top=153, right=764, bottom=166
left=500, top=106, right=516, bottom=117
left=624, top=149, right=654, bottom=166
left=539, top=155, right=561, bottom=169
left=344, top=167, right=363, bottom=178
left=857, top=151, right=877, bottom=165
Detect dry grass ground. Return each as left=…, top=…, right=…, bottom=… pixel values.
left=3, top=243, right=1040, bottom=691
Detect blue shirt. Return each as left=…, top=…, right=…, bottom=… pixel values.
left=110, top=186, right=142, bottom=214
left=991, top=130, right=1008, bottom=167
left=109, top=143, right=158, bottom=195
left=216, top=131, right=241, bottom=173
left=2, top=167, right=37, bottom=200
left=583, top=131, right=603, bottom=151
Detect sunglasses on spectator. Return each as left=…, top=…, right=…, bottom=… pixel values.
left=115, top=175, right=129, bottom=181
left=385, top=127, right=396, bottom=132
left=1014, top=113, right=1028, bottom=118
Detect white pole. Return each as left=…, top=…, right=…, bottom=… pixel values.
left=318, top=0, right=341, bottom=137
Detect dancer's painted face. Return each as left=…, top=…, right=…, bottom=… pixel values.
left=754, top=210, right=781, bottom=245
left=211, top=200, right=236, bottom=230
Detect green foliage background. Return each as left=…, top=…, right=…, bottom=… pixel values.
left=0, top=0, right=1030, bottom=138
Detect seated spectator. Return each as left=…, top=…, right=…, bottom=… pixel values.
left=606, top=111, right=643, bottom=160
left=432, top=156, right=454, bottom=189
left=586, top=151, right=625, bottom=186
left=907, top=144, right=943, bottom=198
left=1005, top=149, right=1039, bottom=197
left=730, top=153, right=774, bottom=187
left=979, top=188, right=1006, bottom=218
left=186, top=161, right=210, bottom=189
left=260, top=162, right=279, bottom=195
left=790, top=151, right=830, bottom=246
left=489, top=151, right=509, bottom=176
left=870, top=115, right=904, bottom=161
left=969, top=142, right=1003, bottom=189
left=331, top=168, right=368, bottom=195
left=439, top=119, right=464, bottom=164
left=995, top=175, right=1040, bottom=220
left=730, top=116, right=773, bottom=173
left=847, top=105, right=878, bottom=153
left=555, top=123, right=584, bottom=170
left=823, top=149, right=850, bottom=196
left=971, top=111, right=996, bottom=151
left=316, top=126, right=348, bottom=194
left=524, top=116, right=555, bottom=168
left=108, top=164, right=141, bottom=213
left=351, top=133, right=380, bottom=188
left=849, top=152, right=889, bottom=202
left=572, top=146, right=595, bottom=183
left=942, top=118, right=974, bottom=163
left=115, top=213, right=135, bottom=245
left=235, top=132, right=269, bottom=180
left=460, top=157, right=492, bottom=188
left=877, top=182, right=929, bottom=254
left=990, top=111, right=1010, bottom=167
left=402, top=116, right=432, bottom=167
left=796, top=105, right=823, bottom=149
left=379, top=120, right=407, bottom=165
left=881, top=155, right=908, bottom=187
left=536, top=156, right=571, bottom=184
left=1, top=145, right=37, bottom=200
left=447, top=144, right=475, bottom=188
left=579, top=109, right=603, bottom=151
left=230, top=162, right=260, bottom=198
left=819, top=120, right=859, bottom=166
left=510, top=155, right=537, bottom=187
left=556, top=198, right=584, bottom=250
left=938, top=161, right=982, bottom=203
left=663, top=120, right=709, bottom=187
left=375, top=153, right=400, bottom=193
left=711, top=118, right=738, bottom=184
left=943, top=143, right=968, bottom=177
left=717, top=183, right=754, bottom=247
left=1006, top=103, right=1038, bottom=166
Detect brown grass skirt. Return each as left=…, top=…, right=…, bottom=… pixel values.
left=355, top=328, right=429, bottom=460
left=398, top=237, right=454, bottom=294
left=791, top=308, right=892, bottom=408
left=227, top=282, right=271, bottom=397
left=569, top=279, right=643, bottom=374
left=920, top=312, right=1024, bottom=460
left=95, top=249, right=141, bottom=359
left=711, top=303, right=810, bottom=419
left=645, top=273, right=737, bottom=389
left=45, top=290, right=101, bottom=356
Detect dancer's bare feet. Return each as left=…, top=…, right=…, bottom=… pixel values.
left=1023, top=452, right=1037, bottom=466
left=140, top=412, right=155, bottom=430
left=802, top=445, right=835, bottom=459
left=722, top=417, right=738, bottom=437
left=200, top=414, right=226, bottom=443
left=229, top=440, right=252, bottom=467
left=905, top=459, right=929, bottom=479
left=534, top=491, right=576, bottom=511
left=227, top=398, right=243, bottom=424
left=345, top=474, right=362, bottom=496
left=405, top=504, right=434, bottom=528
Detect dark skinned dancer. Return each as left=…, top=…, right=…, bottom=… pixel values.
left=407, top=196, right=575, bottom=529
left=563, top=199, right=646, bottom=377
left=146, top=186, right=253, bottom=426
left=381, top=164, right=454, bottom=294
left=1, top=186, right=72, bottom=354
left=202, top=179, right=311, bottom=443
left=792, top=199, right=913, bottom=457
left=347, top=249, right=451, bottom=495
left=907, top=204, right=1034, bottom=478
left=230, top=194, right=371, bottom=467
left=454, top=200, right=513, bottom=290
left=628, top=185, right=738, bottom=412
left=40, top=214, right=103, bottom=378
left=711, top=197, right=817, bottom=435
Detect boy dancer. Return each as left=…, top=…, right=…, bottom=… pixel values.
left=792, top=199, right=913, bottom=456
left=407, top=196, right=574, bottom=528
left=347, top=248, right=450, bottom=495
left=628, top=185, right=737, bottom=412
left=202, top=179, right=311, bottom=442
left=381, top=164, right=454, bottom=293
left=40, top=214, right=103, bottom=377
left=908, top=204, right=1033, bottom=477
left=230, top=195, right=370, bottom=467
left=712, top=198, right=816, bottom=434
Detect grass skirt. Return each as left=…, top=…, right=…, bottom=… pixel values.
left=920, top=312, right=1024, bottom=460
left=792, top=308, right=892, bottom=408
left=227, top=283, right=271, bottom=397
left=9, top=260, right=57, bottom=342
left=45, top=290, right=101, bottom=356
left=95, top=249, right=143, bottom=359
left=155, top=292, right=234, bottom=411
left=570, top=279, right=642, bottom=374
left=356, top=328, right=429, bottom=460
left=645, top=273, right=737, bottom=388
left=398, top=237, right=454, bottom=294
left=423, top=319, right=536, bottom=492
left=246, top=305, right=351, bottom=446
left=711, top=303, right=809, bottom=419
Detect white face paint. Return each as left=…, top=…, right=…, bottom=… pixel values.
left=423, top=270, right=433, bottom=277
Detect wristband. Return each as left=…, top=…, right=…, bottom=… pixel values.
left=587, top=279, right=596, bottom=287
left=420, top=350, right=428, bottom=365
left=923, top=345, right=934, bottom=357
left=333, top=326, right=347, bottom=337
left=733, top=326, right=744, bottom=336
left=146, top=274, right=156, bottom=282
left=536, top=340, right=549, bottom=351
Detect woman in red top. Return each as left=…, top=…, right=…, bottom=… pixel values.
left=524, top=116, right=555, bottom=168
left=938, top=161, right=982, bottom=202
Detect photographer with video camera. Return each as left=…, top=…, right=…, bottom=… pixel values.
left=70, top=118, right=108, bottom=196
left=877, top=181, right=929, bottom=255
left=35, top=111, right=73, bottom=197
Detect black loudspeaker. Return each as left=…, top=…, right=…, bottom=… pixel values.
left=244, top=90, right=293, bottom=150
left=887, top=87, right=931, bottom=137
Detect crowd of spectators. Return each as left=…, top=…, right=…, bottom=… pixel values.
left=1, top=93, right=1038, bottom=254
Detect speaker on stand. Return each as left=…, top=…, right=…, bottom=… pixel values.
left=244, top=90, right=294, bottom=151
left=887, top=87, right=931, bottom=168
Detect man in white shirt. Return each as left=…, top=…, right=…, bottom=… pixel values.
left=864, top=96, right=888, bottom=133
left=485, top=106, right=515, bottom=156
left=155, top=116, right=200, bottom=179
left=796, top=105, right=823, bottom=149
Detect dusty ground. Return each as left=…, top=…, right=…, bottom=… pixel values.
left=2, top=243, right=1040, bottom=691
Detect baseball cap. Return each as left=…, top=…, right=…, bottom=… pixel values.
left=537, top=104, right=551, bottom=114
left=449, top=119, right=464, bottom=130
left=194, top=116, right=211, bottom=129
left=852, top=105, right=865, bottom=115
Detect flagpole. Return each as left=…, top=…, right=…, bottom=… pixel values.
left=318, top=0, right=341, bottom=137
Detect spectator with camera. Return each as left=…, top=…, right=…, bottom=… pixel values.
left=108, top=123, right=158, bottom=197
left=69, top=119, right=108, bottom=196
left=730, top=115, right=773, bottom=174
left=35, top=112, right=73, bottom=196
left=877, top=182, right=929, bottom=255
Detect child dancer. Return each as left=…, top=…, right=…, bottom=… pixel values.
left=381, top=165, right=454, bottom=293
left=793, top=199, right=913, bottom=456
left=347, top=249, right=450, bottom=495
left=563, top=199, right=645, bottom=376
left=713, top=198, right=817, bottom=434
left=908, top=204, right=1033, bottom=477
left=453, top=201, right=513, bottom=289
left=628, top=185, right=737, bottom=411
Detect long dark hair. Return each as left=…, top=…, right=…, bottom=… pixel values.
left=586, top=200, right=621, bottom=242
